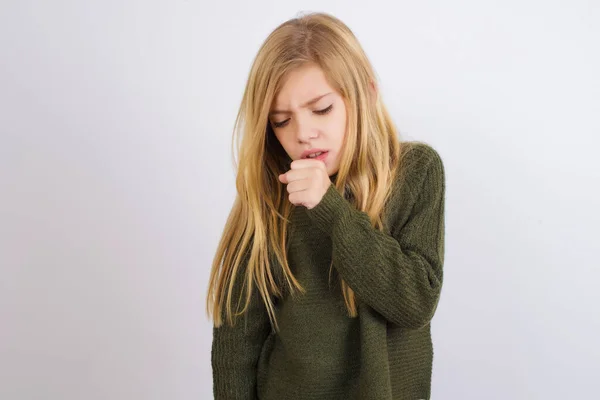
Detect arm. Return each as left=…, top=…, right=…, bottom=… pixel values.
left=305, top=147, right=445, bottom=329
left=211, top=257, right=273, bottom=399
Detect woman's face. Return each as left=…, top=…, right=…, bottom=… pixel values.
left=269, top=63, right=347, bottom=176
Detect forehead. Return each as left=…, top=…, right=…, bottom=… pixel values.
left=272, top=64, right=334, bottom=107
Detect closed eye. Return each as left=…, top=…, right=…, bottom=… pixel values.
left=314, top=104, right=333, bottom=115
left=272, top=104, right=334, bottom=128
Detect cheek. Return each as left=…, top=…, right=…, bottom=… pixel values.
left=328, top=110, right=347, bottom=142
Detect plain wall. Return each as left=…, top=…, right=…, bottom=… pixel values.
left=1, top=1, right=598, bottom=399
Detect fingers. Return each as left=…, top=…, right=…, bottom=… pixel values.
left=279, top=168, right=310, bottom=184
left=290, top=159, right=325, bottom=170
left=277, top=159, right=330, bottom=208
left=285, top=179, right=311, bottom=194
left=279, top=159, right=326, bottom=184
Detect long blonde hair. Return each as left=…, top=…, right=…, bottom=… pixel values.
left=206, top=12, right=404, bottom=331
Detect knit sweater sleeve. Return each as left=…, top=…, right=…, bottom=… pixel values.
left=305, top=144, right=445, bottom=329
left=211, top=255, right=273, bottom=399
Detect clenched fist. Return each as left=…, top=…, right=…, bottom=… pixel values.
left=278, top=159, right=332, bottom=209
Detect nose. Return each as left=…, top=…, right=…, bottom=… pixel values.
left=295, top=117, right=317, bottom=143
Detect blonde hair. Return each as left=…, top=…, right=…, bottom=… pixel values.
left=206, top=11, right=404, bottom=331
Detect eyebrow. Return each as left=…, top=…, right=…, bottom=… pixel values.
left=269, top=92, right=332, bottom=116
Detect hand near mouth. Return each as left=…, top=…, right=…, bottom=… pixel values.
left=278, top=159, right=331, bottom=209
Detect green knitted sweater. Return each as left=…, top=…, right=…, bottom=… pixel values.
left=212, top=141, right=446, bottom=400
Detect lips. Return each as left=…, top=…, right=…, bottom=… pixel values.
left=303, top=151, right=328, bottom=162
left=301, top=148, right=328, bottom=159
left=305, top=151, right=327, bottom=159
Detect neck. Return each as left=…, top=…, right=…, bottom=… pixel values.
left=330, top=172, right=339, bottom=184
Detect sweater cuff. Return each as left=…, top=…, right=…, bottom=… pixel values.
left=305, top=183, right=353, bottom=236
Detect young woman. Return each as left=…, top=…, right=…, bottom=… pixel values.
left=206, top=11, right=446, bottom=400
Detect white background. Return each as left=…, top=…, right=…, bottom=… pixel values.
left=1, top=1, right=599, bottom=399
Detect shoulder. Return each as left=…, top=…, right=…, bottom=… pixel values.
left=384, top=141, right=445, bottom=232
left=400, top=141, right=443, bottom=172
left=394, top=141, right=445, bottom=200
left=381, top=141, right=445, bottom=232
